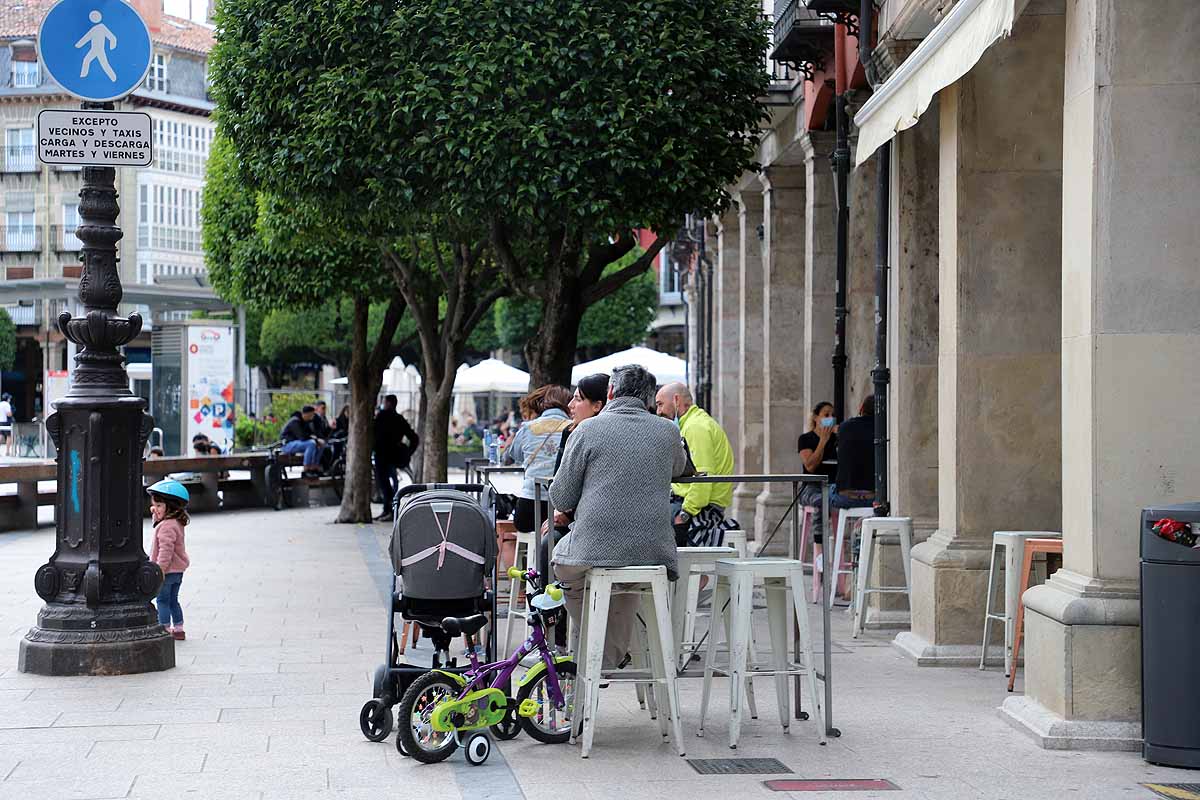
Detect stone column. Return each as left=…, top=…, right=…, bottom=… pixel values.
left=731, top=190, right=765, bottom=532
left=754, top=166, right=807, bottom=549
left=897, top=9, right=1065, bottom=665
left=864, top=110, right=941, bottom=630
left=846, top=142, right=879, bottom=415
left=713, top=209, right=742, bottom=458
left=801, top=132, right=836, bottom=418
left=1002, top=0, right=1200, bottom=750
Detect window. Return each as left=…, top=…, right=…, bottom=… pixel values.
left=6, top=211, right=35, bottom=251
left=145, top=52, right=168, bottom=92
left=12, top=59, right=38, bottom=88
left=62, top=203, right=82, bottom=250
left=5, top=128, right=34, bottom=172
left=660, top=250, right=684, bottom=298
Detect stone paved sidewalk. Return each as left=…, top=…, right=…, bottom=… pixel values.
left=0, top=508, right=1192, bottom=800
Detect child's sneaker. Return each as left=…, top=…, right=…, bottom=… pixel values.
left=171, top=628, right=186, bottom=641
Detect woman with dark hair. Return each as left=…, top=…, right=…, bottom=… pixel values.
left=505, top=384, right=573, bottom=532
left=538, top=374, right=610, bottom=590
left=798, top=401, right=838, bottom=582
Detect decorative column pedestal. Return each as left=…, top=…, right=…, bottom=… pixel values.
left=18, top=103, right=174, bottom=676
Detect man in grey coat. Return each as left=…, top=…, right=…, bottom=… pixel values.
left=550, top=365, right=688, bottom=669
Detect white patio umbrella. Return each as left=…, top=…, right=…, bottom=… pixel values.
left=454, top=359, right=531, bottom=394
left=571, top=346, right=688, bottom=386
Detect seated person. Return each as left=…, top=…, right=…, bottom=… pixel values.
left=504, top=385, right=572, bottom=533
left=832, top=394, right=876, bottom=509
left=280, top=405, right=326, bottom=476
left=550, top=365, right=687, bottom=669
left=798, top=401, right=838, bottom=553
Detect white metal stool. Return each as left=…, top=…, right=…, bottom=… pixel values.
left=673, top=546, right=737, bottom=670
left=851, top=517, right=913, bottom=638
left=503, top=529, right=538, bottom=655
left=723, top=529, right=749, bottom=558
left=569, top=566, right=685, bottom=758
left=699, top=558, right=826, bottom=750
left=980, top=531, right=1062, bottom=674
left=829, top=507, right=874, bottom=604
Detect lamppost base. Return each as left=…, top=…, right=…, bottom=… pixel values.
left=18, top=609, right=175, bottom=677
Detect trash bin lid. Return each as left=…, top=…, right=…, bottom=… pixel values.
left=1142, top=503, right=1200, bottom=563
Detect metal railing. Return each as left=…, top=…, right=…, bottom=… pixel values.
left=51, top=224, right=83, bottom=252
left=137, top=224, right=203, bottom=253
left=1, top=224, right=40, bottom=252
left=1, top=303, right=39, bottom=326
left=4, top=145, right=35, bottom=172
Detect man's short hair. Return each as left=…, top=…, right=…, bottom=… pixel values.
left=384, top=394, right=398, bottom=407
left=192, top=433, right=209, bottom=443
left=301, top=405, right=315, bottom=414
left=661, top=382, right=693, bottom=404
left=860, top=394, right=876, bottom=416
left=610, top=365, right=658, bottom=410
left=316, top=401, right=327, bottom=409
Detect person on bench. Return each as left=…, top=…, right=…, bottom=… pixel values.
left=280, top=405, right=326, bottom=477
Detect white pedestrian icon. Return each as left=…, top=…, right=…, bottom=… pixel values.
left=75, top=10, right=117, bottom=82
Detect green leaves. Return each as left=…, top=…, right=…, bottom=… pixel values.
left=0, top=307, right=14, bottom=373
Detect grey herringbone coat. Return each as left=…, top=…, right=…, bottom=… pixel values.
left=550, top=396, right=688, bottom=581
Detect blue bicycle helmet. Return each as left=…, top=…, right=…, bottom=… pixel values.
left=146, top=479, right=190, bottom=505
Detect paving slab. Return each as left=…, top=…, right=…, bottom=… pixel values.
left=0, top=506, right=1196, bottom=800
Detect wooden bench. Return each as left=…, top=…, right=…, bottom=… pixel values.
left=0, top=452, right=341, bottom=532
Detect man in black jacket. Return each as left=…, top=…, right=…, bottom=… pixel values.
left=833, top=395, right=876, bottom=510
left=374, top=395, right=420, bottom=521
left=280, top=405, right=326, bottom=476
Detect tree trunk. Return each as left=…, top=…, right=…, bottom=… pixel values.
left=411, top=382, right=428, bottom=484
left=420, top=377, right=453, bottom=482
left=526, top=292, right=583, bottom=388
left=336, top=298, right=380, bottom=523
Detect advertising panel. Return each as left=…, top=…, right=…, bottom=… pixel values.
left=185, top=325, right=235, bottom=453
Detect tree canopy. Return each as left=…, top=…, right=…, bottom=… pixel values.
left=0, top=308, right=14, bottom=373
left=210, top=0, right=768, bottom=384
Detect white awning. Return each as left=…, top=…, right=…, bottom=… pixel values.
left=853, top=0, right=1021, bottom=164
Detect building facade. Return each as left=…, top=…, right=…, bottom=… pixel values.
left=701, top=0, right=1199, bottom=751
left=0, top=0, right=215, bottom=426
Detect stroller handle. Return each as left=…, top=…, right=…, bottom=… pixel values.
left=393, top=483, right=488, bottom=503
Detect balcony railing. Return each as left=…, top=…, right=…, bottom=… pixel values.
left=1, top=303, right=40, bottom=326
left=153, top=147, right=208, bottom=177
left=4, top=145, right=36, bottom=172
left=771, top=0, right=835, bottom=75
left=1, top=224, right=40, bottom=252
left=51, top=224, right=83, bottom=251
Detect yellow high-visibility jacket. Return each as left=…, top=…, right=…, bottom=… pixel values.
left=671, top=405, right=734, bottom=515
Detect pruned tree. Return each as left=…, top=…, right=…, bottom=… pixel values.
left=202, top=135, right=406, bottom=522
left=0, top=308, right=15, bottom=373
left=384, top=232, right=506, bottom=479
left=209, top=0, right=768, bottom=387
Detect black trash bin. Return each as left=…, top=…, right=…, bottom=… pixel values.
left=1142, top=502, right=1200, bottom=768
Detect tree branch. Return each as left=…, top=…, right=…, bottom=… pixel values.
left=489, top=218, right=540, bottom=297
left=581, top=234, right=668, bottom=306
left=368, top=291, right=407, bottom=377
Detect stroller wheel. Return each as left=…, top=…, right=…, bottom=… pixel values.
left=465, top=733, right=490, bottom=766
left=359, top=699, right=393, bottom=742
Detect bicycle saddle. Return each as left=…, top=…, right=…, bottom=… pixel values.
left=440, top=614, right=488, bottom=638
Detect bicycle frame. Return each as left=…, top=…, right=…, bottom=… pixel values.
left=454, top=602, right=567, bottom=710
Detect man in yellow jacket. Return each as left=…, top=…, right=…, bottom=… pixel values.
left=654, top=382, right=738, bottom=547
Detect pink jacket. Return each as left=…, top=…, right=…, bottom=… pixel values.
left=150, top=518, right=190, bottom=575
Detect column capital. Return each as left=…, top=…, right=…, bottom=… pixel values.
left=798, top=131, right=836, bottom=163
left=757, top=165, right=806, bottom=192
left=733, top=188, right=764, bottom=213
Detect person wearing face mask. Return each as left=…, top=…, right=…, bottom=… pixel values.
left=798, top=401, right=838, bottom=577
left=655, top=381, right=737, bottom=547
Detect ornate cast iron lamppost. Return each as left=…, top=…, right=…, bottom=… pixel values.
left=18, top=101, right=174, bottom=676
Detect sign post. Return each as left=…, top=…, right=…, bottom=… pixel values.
left=18, top=0, right=174, bottom=676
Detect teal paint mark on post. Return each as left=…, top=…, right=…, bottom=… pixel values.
left=69, top=450, right=82, bottom=514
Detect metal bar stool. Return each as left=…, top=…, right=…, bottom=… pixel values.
left=980, top=531, right=1061, bottom=674
left=1007, top=537, right=1064, bottom=692
left=851, top=517, right=913, bottom=638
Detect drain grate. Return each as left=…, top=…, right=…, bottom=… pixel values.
left=764, top=779, right=900, bottom=792
left=687, top=758, right=793, bottom=775
left=1144, top=784, right=1200, bottom=800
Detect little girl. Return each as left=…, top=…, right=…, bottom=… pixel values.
left=147, top=479, right=191, bottom=641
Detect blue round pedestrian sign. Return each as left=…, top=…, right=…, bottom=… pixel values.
left=38, top=0, right=153, bottom=102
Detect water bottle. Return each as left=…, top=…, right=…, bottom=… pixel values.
left=488, top=433, right=500, bottom=465
left=482, top=428, right=492, bottom=461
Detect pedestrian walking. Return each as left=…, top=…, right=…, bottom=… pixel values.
left=0, top=392, right=13, bottom=457
left=147, top=479, right=191, bottom=641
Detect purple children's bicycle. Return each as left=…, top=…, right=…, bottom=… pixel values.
left=395, top=567, right=576, bottom=765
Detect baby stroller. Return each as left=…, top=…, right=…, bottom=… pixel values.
left=359, top=483, right=498, bottom=742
